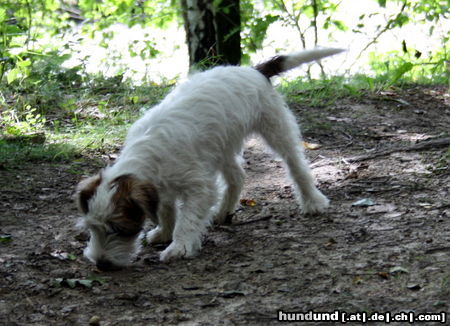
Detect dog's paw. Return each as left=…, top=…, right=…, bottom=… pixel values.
left=301, top=191, right=330, bottom=215
left=213, top=211, right=234, bottom=225
left=160, top=242, right=186, bottom=262
left=146, top=226, right=172, bottom=244
left=159, top=239, right=200, bottom=262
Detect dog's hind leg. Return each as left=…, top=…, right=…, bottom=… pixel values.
left=215, top=157, right=245, bottom=224
left=258, top=101, right=329, bottom=214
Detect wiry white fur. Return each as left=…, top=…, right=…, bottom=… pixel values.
left=77, top=183, right=143, bottom=267
left=82, top=49, right=335, bottom=265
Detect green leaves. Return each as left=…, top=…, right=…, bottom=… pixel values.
left=331, top=19, right=348, bottom=31
left=7, top=68, right=19, bottom=84
left=390, top=62, right=414, bottom=85
left=378, top=0, right=387, bottom=8
left=0, top=8, right=6, bottom=23
left=0, top=234, right=13, bottom=243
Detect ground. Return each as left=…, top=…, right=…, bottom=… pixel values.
left=0, top=86, right=449, bottom=326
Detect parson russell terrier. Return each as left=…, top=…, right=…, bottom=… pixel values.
left=75, top=48, right=344, bottom=271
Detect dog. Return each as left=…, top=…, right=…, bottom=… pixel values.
left=76, top=48, right=343, bottom=271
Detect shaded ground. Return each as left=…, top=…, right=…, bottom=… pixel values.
left=1, top=86, right=449, bottom=326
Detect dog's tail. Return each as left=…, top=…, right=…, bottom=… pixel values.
left=254, top=48, right=345, bottom=79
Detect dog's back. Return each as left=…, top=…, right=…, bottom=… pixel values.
left=125, top=66, right=275, bottom=160
left=122, top=48, right=345, bottom=170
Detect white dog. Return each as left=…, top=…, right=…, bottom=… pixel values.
left=76, top=48, right=343, bottom=270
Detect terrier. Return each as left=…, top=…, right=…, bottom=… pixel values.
left=76, top=48, right=343, bottom=270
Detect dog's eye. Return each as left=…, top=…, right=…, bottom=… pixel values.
left=106, top=223, right=122, bottom=236
left=107, top=222, right=139, bottom=237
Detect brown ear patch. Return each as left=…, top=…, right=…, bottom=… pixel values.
left=109, top=174, right=159, bottom=236
left=76, top=174, right=102, bottom=214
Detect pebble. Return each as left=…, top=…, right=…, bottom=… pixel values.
left=89, top=315, right=101, bottom=326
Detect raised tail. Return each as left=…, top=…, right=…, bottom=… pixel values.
left=254, top=48, right=345, bottom=79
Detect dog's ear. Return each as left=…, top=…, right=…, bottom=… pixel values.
left=133, top=180, right=159, bottom=222
left=110, top=174, right=159, bottom=236
left=76, top=174, right=102, bottom=214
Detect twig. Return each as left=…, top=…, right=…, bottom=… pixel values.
left=232, top=214, right=274, bottom=226
left=312, top=137, right=450, bottom=168
left=311, top=0, right=325, bottom=78
left=275, top=0, right=311, bottom=79
left=349, top=1, right=408, bottom=72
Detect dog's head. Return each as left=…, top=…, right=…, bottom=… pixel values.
left=75, top=173, right=158, bottom=270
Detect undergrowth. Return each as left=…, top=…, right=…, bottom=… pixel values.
left=279, top=72, right=449, bottom=107
left=0, top=69, right=172, bottom=168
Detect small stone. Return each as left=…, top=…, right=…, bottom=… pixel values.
left=89, top=315, right=101, bottom=326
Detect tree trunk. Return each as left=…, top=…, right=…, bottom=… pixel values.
left=181, top=0, right=241, bottom=69
left=215, top=0, right=241, bottom=66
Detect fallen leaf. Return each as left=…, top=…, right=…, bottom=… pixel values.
left=393, top=98, right=411, bottom=106
left=327, top=116, right=352, bottom=123
left=389, top=266, right=409, bottom=275
left=77, top=279, right=94, bottom=288
left=385, top=212, right=404, bottom=218
left=240, top=199, right=257, bottom=207
left=352, top=198, right=375, bottom=207
left=324, top=238, right=337, bottom=248
left=353, top=276, right=363, bottom=284
left=407, top=283, right=421, bottom=291
left=66, top=279, right=78, bottom=288
left=50, top=250, right=77, bottom=261
left=89, top=316, right=101, bottom=326
left=303, top=141, right=322, bottom=150
left=53, top=277, right=105, bottom=289
left=0, top=234, right=12, bottom=243
left=367, top=204, right=396, bottom=214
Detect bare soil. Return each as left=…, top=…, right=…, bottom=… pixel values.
left=1, top=86, right=449, bottom=326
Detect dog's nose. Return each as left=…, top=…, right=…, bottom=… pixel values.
left=96, top=258, right=119, bottom=271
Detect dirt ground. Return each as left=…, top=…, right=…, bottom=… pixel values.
left=1, top=86, right=449, bottom=326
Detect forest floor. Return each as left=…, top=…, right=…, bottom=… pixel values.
left=0, top=85, right=449, bottom=326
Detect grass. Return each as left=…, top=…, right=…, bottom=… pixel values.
left=0, top=72, right=172, bottom=168
left=278, top=73, right=449, bottom=107
left=0, top=140, right=79, bottom=167
left=278, top=74, right=395, bottom=107
left=278, top=76, right=361, bottom=107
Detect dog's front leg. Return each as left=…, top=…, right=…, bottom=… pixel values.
left=159, top=186, right=215, bottom=262
left=146, top=200, right=175, bottom=244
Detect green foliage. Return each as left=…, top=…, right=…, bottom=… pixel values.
left=241, top=12, right=279, bottom=63
left=279, top=76, right=366, bottom=107
left=79, top=0, right=177, bottom=29
left=269, top=0, right=345, bottom=42
left=0, top=0, right=72, bottom=83
left=241, top=0, right=279, bottom=63
left=368, top=45, right=449, bottom=86
left=1, top=106, right=46, bottom=136
left=0, top=139, right=79, bottom=167
left=77, top=0, right=177, bottom=62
